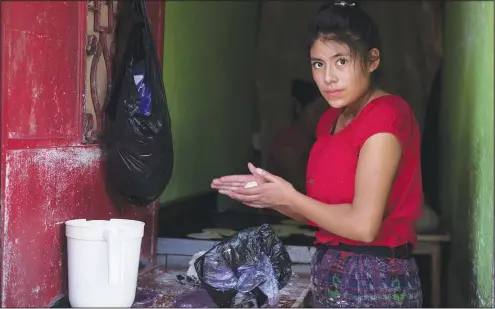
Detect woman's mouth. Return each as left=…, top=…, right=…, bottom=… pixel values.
left=325, top=89, right=343, bottom=97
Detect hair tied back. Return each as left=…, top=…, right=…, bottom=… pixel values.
left=333, top=1, right=356, bottom=7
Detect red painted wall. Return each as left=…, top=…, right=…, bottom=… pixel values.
left=0, top=1, right=165, bottom=307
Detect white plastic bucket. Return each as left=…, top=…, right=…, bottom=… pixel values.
left=65, top=219, right=145, bottom=307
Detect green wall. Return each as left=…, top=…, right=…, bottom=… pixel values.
left=440, top=1, right=494, bottom=306
left=160, top=2, right=260, bottom=203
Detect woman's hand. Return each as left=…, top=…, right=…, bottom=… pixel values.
left=211, top=163, right=266, bottom=192
left=212, top=163, right=299, bottom=210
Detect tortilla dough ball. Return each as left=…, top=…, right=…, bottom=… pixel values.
left=244, top=181, right=258, bottom=188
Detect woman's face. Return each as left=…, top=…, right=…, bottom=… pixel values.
left=310, top=38, right=379, bottom=109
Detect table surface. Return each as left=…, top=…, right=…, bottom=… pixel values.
left=133, top=266, right=311, bottom=308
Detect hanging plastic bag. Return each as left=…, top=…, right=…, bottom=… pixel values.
left=194, top=224, right=292, bottom=308
left=105, top=0, right=174, bottom=207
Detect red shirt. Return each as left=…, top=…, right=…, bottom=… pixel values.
left=306, top=95, right=423, bottom=248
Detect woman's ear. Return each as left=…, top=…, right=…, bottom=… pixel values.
left=367, top=48, right=380, bottom=73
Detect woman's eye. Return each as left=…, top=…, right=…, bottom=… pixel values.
left=312, top=62, right=323, bottom=69
left=336, top=59, right=348, bottom=66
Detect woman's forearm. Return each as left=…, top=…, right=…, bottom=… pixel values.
left=275, top=205, right=307, bottom=222
left=290, top=192, right=378, bottom=243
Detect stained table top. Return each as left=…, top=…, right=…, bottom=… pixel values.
left=133, top=266, right=311, bottom=308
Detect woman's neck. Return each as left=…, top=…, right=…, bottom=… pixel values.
left=342, top=88, right=386, bottom=119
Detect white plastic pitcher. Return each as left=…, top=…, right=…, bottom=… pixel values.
left=65, top=219, right=145, bottom=307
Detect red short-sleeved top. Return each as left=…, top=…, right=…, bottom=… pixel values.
left=306, top=95, right=423, bottom=248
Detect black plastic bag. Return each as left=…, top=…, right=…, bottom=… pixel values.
left=194, top=224, right=292, bottom=308
left=105, top=0, right=173, bottom=206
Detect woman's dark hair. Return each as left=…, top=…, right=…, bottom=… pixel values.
left=308, top=1, right=382, bottom=73
left=291, top=79, right=321, bottom=108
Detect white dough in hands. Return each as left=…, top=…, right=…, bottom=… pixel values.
left=244, top=181, right=258, bottom=188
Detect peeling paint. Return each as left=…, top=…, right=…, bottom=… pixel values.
left=1, top=146, right=156, bottom=307
left=6, top=27, right=79, bottom=139
left=29, top=87, right=41, bottom=135
left=2, top=148, right=103, bottom=307
left=32, top=147, right=102, bottom=169
left=11, top=31, right=27, bottom=75
left=0, top=1, right=163, bottom=306
left=2, top=171, right=13, bottom=309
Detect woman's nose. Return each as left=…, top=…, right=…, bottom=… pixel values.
left=324, top=68, right=337, bottom=84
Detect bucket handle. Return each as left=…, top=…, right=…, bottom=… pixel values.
left=103, top=227, right=124, bottom=285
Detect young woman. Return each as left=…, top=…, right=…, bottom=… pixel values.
left=211, top=1, right=423, bottom=307
left=266, top=79, right=328, bottom=194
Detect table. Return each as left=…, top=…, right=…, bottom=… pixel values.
left=134, top=266, right=311, bottom=308
left=414, top=233, right=451, bottom=308
left=156, top=231, right=451, bottom=308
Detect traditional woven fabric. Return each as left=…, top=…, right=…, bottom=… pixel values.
left=310, top=248, right=422, bottom=308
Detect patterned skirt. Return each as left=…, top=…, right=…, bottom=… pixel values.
left=310, top=247, right=422, bottom=308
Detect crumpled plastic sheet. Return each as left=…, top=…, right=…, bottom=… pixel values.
left=203, top=253, right=278, bottom=307
left=193, top=224, right=292, bottom=308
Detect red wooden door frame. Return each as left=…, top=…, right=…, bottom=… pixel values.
left=0, top=1, right=166, bottom=307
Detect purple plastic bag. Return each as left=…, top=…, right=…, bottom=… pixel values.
left=194, top=224, right=292, bottom=308
left=173, top=289, right=218, bottom=308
